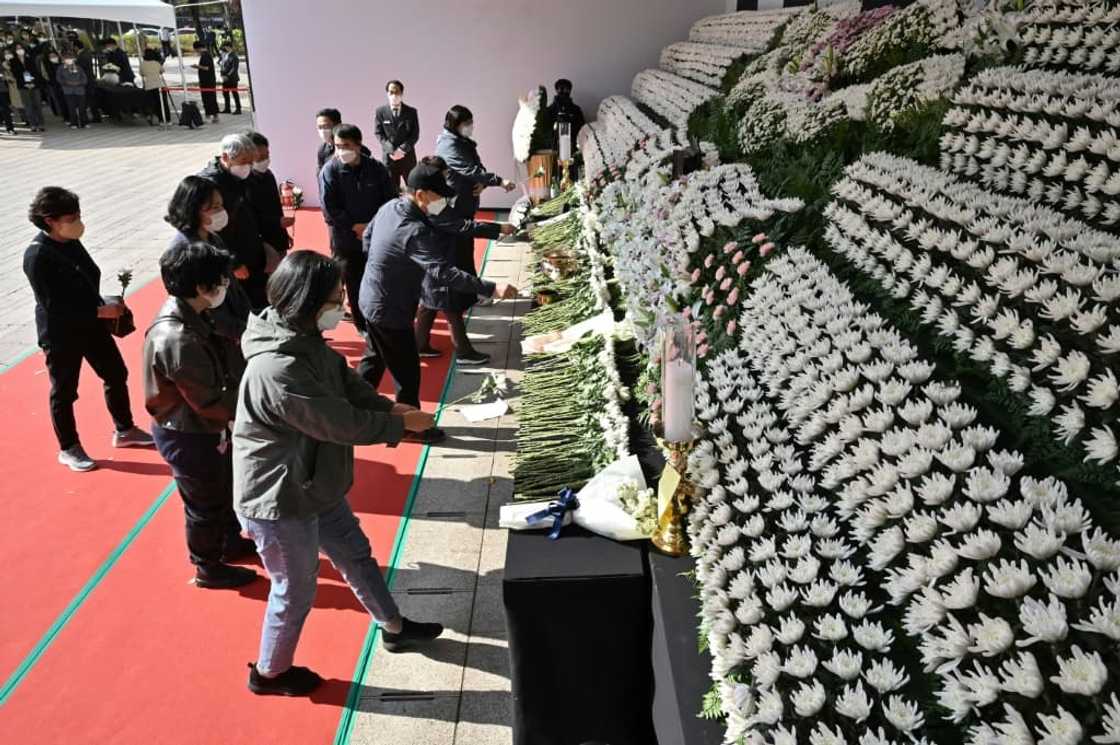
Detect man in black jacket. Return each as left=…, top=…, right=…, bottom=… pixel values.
left=315, top=107, right=370, bottom=173
left=374, top=80, right=419, bottom=190
left=318, top=123, right=395, bottom=332
left=198, top=133, right=269, bottom=309
left=358, top=164, right=518, bottom=443
left=219, top=40, right=240, bottom=115
left=101, top=37, right=135, bottom=85
left=244, top=130, right=292, bottom=274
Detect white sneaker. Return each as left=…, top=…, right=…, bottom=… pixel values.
left=112, top=427, right=155, bottom=448
left=59, top=446, right=97, bottom=472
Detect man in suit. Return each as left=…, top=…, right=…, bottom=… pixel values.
left=374, top=80, right=419, bottom=191
left=316, top=107, right=370, bottom=173
left=101, top=37, right=135, bottom=85
left=219, top=40, right=240, bottom=115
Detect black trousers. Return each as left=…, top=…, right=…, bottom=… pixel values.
left=0, top=95, right=12, bottom=130
left=43, top=327, right=134, bottom=451
left=200, top=89, right=219, bottom=117
left=331, top=231, right=367, bottom=332
left=415, top=305, right=473, bottom=354
left=359, top=325, right=421, bottom=408
left=152, top=425, right=242, bottom=568
left=386, top=152, right=416, bottom=191
left=64, top=94, right=86, bottom=126
left=222, top=84, right=241, bottom=113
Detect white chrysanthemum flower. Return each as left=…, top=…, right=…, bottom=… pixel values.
left=936, top=673, right=976, bottom=724
left=809, top=722, right=848, bottom=745
left=801, top=580, right=838, bottom=608
left=998, top=651, right=1044, bottom=699
left=957, top=663, right=1001, bottom=708
left=767, top=584, right=798, bottom=613
left=851, top=620, right=893, bottom=653
left=881, top=695, right=924, bottom=734
left=1050, top=351, right=1092, bottom=392
left=1093, top=692, right=1120, bottom=744
left=917, top=473, right=957, bottom=506
left=940, top=502, right=983, bottom=534
left=1084, top=426, right=1118, bottom=465
left=1029, top=386, right=1058, bottom=416
left=1053, top=402, right=1086, bottom=445
left=790, top=678, right=827, bottom=718
left=968, top=613, right=1014, bottom=657
left=985, top=559, right=1037, bottom=598
left=1014, top=519, right=1066, bottom=560
left=775, top=615, right=806, bottom=645
left=1082, top=369, right=1119, bottom=409
left=823, top=648, right=865, bottom=683
left=1019, top=593, right=1069, bottom=646
left=1051, top=645, right=1108, bottom=696
left=752, top=651, right=782, bottom=688
left=959, top=529, right=1003, bottom=560
left=937, top=444, right=978, bottom=473
left=749, top=688, right=783, bottom=727
left=863, top=659, right=909, bottom=695
left=783, top=645, right=818, bottom=679
left=1041, top=556, right=1093, bottom=599
left=1083, top=528, right=1120, bottom=572
left=988, top=498, right=1034, bottom=530
left=991, top=703, right=1035, bottom=744
left=744, top=624, right=775, bottom=658
left=1037, top=706, right=1083, bottom=745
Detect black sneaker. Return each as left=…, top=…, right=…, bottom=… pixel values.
left=381, top=618, right=444, bottom=653
left=247, top=663, right=323, bottom=696
left=222, top=536, right=258, bottom=563
left=456, top=351, right=490, bottom=366
left=402, top=427, right=446, bottom=445
left=418, top=347, right=442, bottom=359
left=195, top=563, right=257, bottom=589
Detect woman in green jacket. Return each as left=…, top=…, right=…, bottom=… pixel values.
left=233, top=251, right=442, bottom=697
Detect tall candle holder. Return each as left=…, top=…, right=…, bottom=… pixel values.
left=651, top=315, right=697, bottom=557
left=558, top=120, right=573, bottom=191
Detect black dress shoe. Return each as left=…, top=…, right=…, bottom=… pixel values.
left=402, top=427, right=446, bottom=445
left=382, top=618, right=444, bottom=653
left=195, top=563, right=257, bottom=589
left=247, top=663, right=323, bottom=696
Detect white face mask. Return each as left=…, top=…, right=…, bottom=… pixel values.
left=253, top=158, right=271, bottom=173
left=459, top=124, right=474, bottom=139
left=318, top=127, right=333, bottom=144
left=230, top=163, right=252, bottom=180
left=317, top=305, right=345, bottom=331
left=207, top=208, right=229, bottom=232
left=206, top=283, right=228, bottom=309
left=427, top=197, right=448, bottom=216
left=337, top=148, right=359, bottom=165
left=388, top=93, right=402, bottom=107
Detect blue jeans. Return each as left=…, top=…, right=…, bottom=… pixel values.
left=239, top=499, right=401, bottom=676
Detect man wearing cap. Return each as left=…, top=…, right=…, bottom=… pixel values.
left=358, top=163, right=518, bottom=444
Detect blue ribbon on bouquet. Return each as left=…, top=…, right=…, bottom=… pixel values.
left=525, top=488, right=580, bottom=540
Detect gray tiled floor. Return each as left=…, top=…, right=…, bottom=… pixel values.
left=349, top=239, right=530, bottom=745
left=0, top=79, right=254, bottom=368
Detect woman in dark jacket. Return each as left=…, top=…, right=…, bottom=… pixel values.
left=233, top=252, right=443, bottom=697
left=426, top=106, right=516, bottom=360
left=22, top=187, right=153, bottom=472
left=165, top=175, right=253, bottom=342
left=415, top=155, right=513, bottom=364
left=143, top=240, right=257, bottom=589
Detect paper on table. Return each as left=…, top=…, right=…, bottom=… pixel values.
left=459, top=399, right=509, bottom=423
left=520, top=310, right=616, bottom=355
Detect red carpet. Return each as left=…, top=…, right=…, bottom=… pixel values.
left=0, top=208, right=491, bottom=744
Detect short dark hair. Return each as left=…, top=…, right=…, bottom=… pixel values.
left=385, top=79, right=404, bottom=93
left=29, top=186, right=80, bottom=230
left=555, top=78, right=572, bottom=91
left=101, top=37, right=116, bottom=47
left=267, top=251, right=342, bottom=328
left=165, top=175, right=218, bottom=235
left=245, top=130, right=269, bottom=148
left=333, top=123, right=362, bottom=144
left=421, top=155, right=448, bottom=171
left=444, top=105, right=473, bottom=132
left=316, top=107, right=341, bottom=125
left=159, top=241, right=232, bottom=298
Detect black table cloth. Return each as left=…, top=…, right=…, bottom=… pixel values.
left=650, top=552, right=724, bottom=745
left=94, top=82, right=151, bottom=120
left=504, top=526, right=655, bottom=745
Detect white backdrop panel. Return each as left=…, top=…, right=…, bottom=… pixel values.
left=242, top=0, right=727, bottom=209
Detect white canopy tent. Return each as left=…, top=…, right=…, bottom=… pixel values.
left=0, top=0, right=174, bottom=27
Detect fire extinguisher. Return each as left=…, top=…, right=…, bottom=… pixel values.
left=280, top=181, right=295, bottom=209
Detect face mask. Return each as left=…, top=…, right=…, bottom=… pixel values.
left=15, top=49, right=25, bottom=57
left=337, top=148, right=359, bottom=165
left=49, top=56, right=59, bottom=64
left=458, top=124, right=474, bottom=139
left=207, top=208, right=229, bottom=232
left=206, top=284, right=228, bottom=309
left=253, top=158, right=271, bottom=173
left=388, top=93, right=402, bottom=107
left=317, top=305, right=345, bottom=331
left=230, top=163, right=252, bottom=180
left=426, top=197, right=448, bottom=216
left=318, top=127, right=333, bottom=144
left=63, top=58, right=75, bottom=66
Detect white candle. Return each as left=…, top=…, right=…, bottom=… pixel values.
left=559, top=133, right=572, bottom=163
left=663, top=358, right=694, bottom=443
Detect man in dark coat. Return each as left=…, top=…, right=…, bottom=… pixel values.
left=101, top=37, right=134, bottom=85
left=358, top=163, right=518, bottom=443
left=198, top=133, right=268, bottom=309
left=316, top=107, right=370, bottom=173
left=218, top=40, right=240, bottom=115
left=244, top=130, right=293, bottom=273
left=318, top=123, right=395, bottom=333
left=191, top=39, right=219, bottom=123
left=374, top=80, right=419, bottom=190
left=545, top=78, right=586, bottom=175
left=73, top=39, right=102, bottom=123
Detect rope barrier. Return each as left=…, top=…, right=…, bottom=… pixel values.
left=161, top=85, right=251, bottom=93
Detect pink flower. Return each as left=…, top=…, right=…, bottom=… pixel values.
left=704, top=254, right=715, bottom=268
left=737, top=261, right=751, bottom=276
left=652, top=397, right=662, bottom=411
left=697, top=331, right=707, bottom=344
left=715, top=266, right=726, bottom=281
left=698, top=344, right=709, bottom=358
left=732, top=251, right=744, bottom=264
left=713, top=305, right=726, bottom=319
left=720, top=277, right=732, bottom=291
left=726, top=320, right=737, bottom=335
left=645, top=383, right=658, bottom=397
left=760, top=242, right=775, bottom=257
left=690, top=268, right=702, bottom=283
left=723, top=241, right=738, bottom=254
left=705, top=292, right=715, bottom=306
left=752, top=233, right=767, bottom=244
left=682, top=307, right=692, bottom=319
left=727, top=288, right=740, bottom=305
